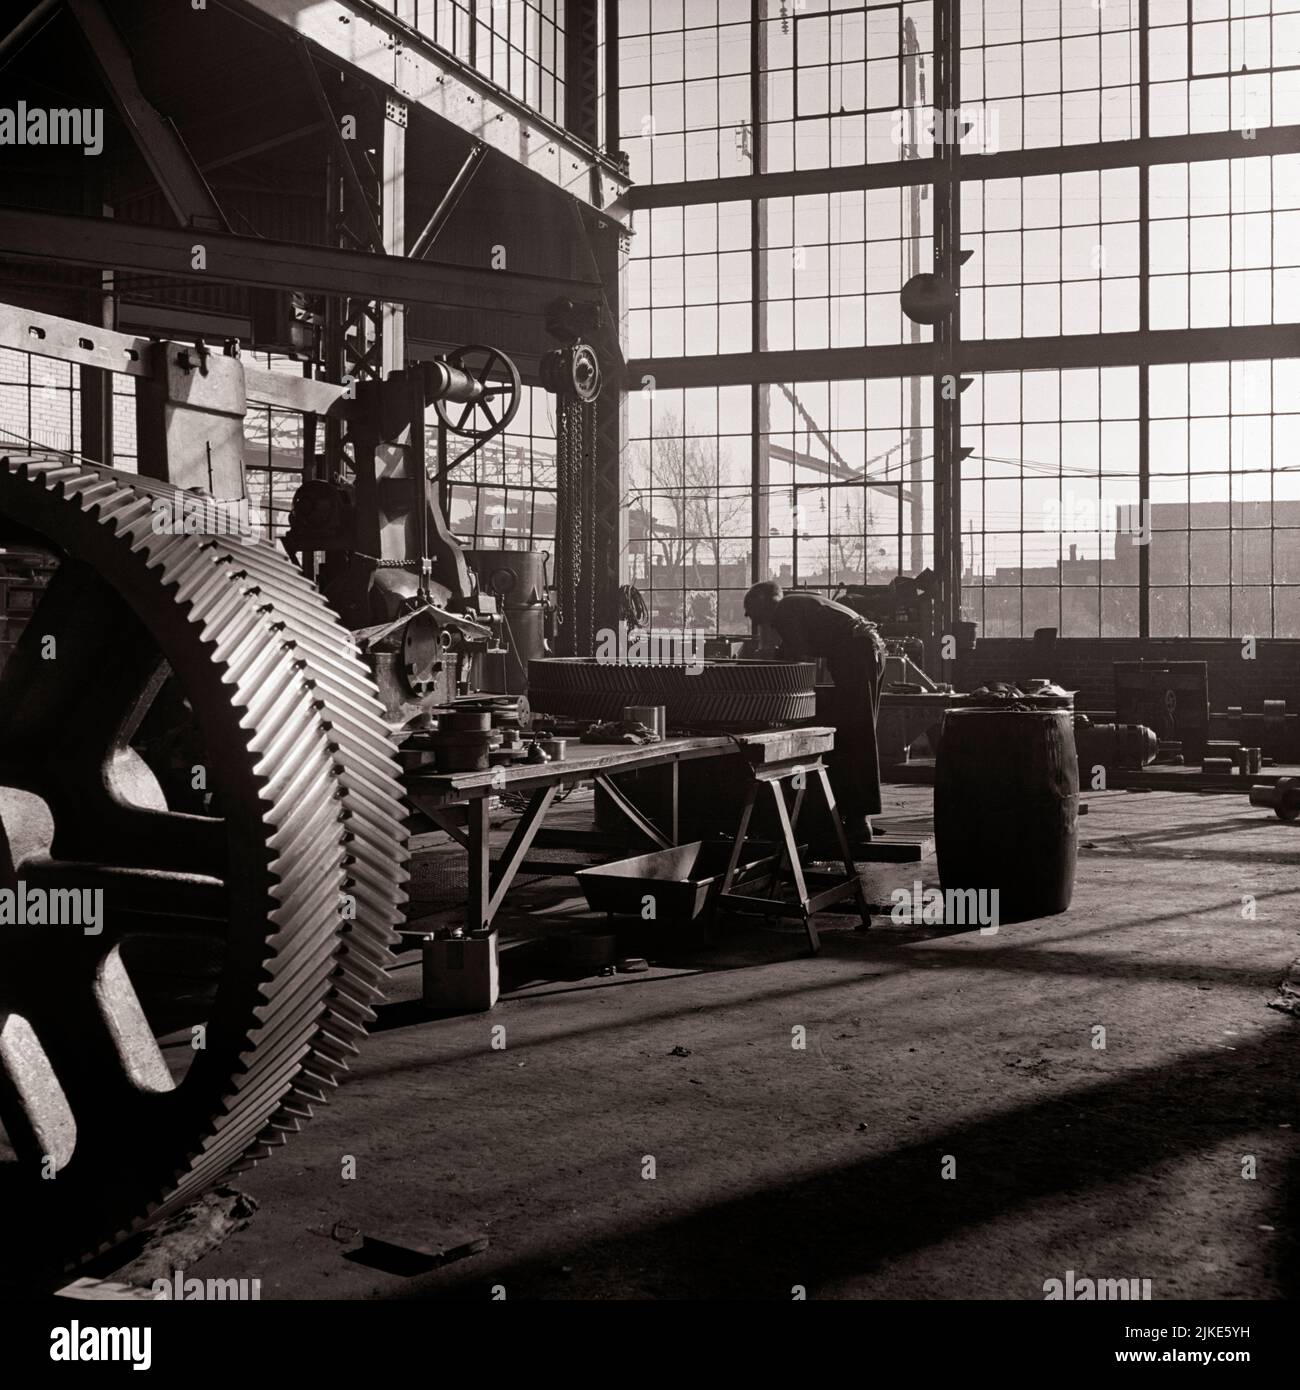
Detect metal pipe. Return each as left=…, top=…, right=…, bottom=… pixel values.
left=409, top=143, right=487, bottom=261
left=0, top=0, right=60, bottom=68
left=422, top=359, right=485, bottom=404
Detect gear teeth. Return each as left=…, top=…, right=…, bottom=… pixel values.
left=0, top=454, right=406, bottom=1274
left=527, top=658, right=816, bottom=730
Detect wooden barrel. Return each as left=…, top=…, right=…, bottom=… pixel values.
left=934, top=708, right=1079, bottom=923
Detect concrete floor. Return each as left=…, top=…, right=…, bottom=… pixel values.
left=186, top=784, right=1300, bottom=1300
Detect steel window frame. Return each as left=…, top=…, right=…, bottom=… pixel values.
left=621, top=0, right=1300, bottom=640
left=791, top=2, right=904, bottom=121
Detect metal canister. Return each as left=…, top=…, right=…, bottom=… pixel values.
left=445, top=710, right=492, bottom=733
left=624, top=704, right=666, bottom=737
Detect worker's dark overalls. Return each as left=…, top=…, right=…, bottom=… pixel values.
left=823, top=623, right=887, bottom=821
left=770, top=594, right=887, bottom=824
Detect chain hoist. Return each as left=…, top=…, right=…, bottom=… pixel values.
left=544, top=337, right=602, bottom=656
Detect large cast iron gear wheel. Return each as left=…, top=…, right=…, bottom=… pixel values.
left=527, top=658, right=818, bottom=729
left=0, top=454, right=407, bottom=1278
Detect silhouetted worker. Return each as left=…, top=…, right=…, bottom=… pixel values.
left=744, top=581, right=886, bottom=845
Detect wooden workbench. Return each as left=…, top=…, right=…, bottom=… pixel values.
left=403, top=726, right=837, bottom=934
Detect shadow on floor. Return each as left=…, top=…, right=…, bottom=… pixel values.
left=384, top=1021, right=1300, bottom=1301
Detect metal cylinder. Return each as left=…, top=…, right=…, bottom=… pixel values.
left=466, top=549, right=549, bottom=695
left=935, top=708, right=1079, bottom=923
left=497, top=605, right=544, bottom=694
left=1263, top=699, right=1288, bottom=760
left=1074, top=720, right=1158, bottom=770
left=1250, top=777, right=1300, bottom=821
left=422, top=360, right=484, bottom=403
left=624, top=704, right=666, bottom=737
left=444, top=710, right=491, bottom=732
left=466, top=549, right=548, bottom=603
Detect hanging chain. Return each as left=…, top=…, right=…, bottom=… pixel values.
left=554, top=395, right=578, bottom=649
left=569, top=396, right=582, bottom=620
left=578, top=399, right=596, bottom=653
left=551, top=389, right=598, bottom=655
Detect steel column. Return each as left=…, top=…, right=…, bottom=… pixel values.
left=751, top=1, right=770, bottom=584
left=380, top=98, right=407, bottom=372
left=1138, top=0, right=1151, bottom=640
left=78, top=364, right=112, bottom=467
left=591, top=217, right=628, bottom=645
left=903, top=17, right=926, bottom=575
left=564, top=0, right=602, bottom=152
left=603, top=0, right=621, bottom=158
left=78, top=187, right=116, bottom=469
left=932, top=0, right=962, bottom=658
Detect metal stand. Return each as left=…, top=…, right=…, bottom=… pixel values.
left=420, top=787, right=559, bottom=934
left=717, top=757, right=871, bottom=954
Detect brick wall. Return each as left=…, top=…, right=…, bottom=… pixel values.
left=953, top=638, right=1300, bottom=714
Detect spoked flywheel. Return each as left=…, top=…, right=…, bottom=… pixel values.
left=0, top=454, right=407, bottom=1278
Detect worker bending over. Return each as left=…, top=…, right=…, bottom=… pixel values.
left=743, top=581, right=886, bottom=846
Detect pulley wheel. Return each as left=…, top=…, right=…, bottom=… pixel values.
left=541, top=341, right=602, bottom=403
left=566, top=342, right=601, bottom=402
left=433, top=344, right=521, bottom=441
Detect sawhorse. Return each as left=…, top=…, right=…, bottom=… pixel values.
left=717, top=752, right=870, bottom=954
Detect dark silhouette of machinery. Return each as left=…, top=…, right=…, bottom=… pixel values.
left=0, top=300, right=544, bottom=1279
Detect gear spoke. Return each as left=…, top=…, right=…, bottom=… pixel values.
left=0, top=453, right=406, bottom=1278
left=432, top=343, right=521, bottom=441
left=0, top=559, right=163, bottom=768
left=8, top=857, right=226, bottom=943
